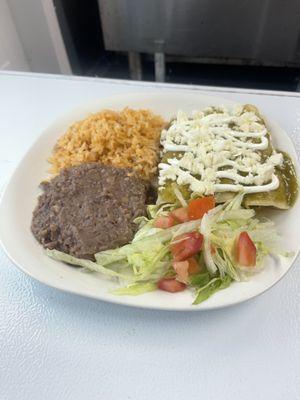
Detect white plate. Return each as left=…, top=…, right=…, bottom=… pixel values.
left=0, top=92, right=299, bottom=311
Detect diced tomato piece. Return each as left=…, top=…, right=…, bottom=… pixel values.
left=170, top=232, right=203, bottom=261
left=157, top=278, right=186, bottom=293
left=153, top=215, right=176, bottom=229
left=171, top=207, right=189, bottom=223
left=237, top=231, right=256, bottom=267
left=172, top=257, right=201, bottom=283
left=187, top=257, right=201, bottom=274
left=172, top=260, right=190, bottom=283
left=188, top=196, right=215, bottom=220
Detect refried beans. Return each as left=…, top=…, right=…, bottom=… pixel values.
left=31, top=163, right=150, bottom=260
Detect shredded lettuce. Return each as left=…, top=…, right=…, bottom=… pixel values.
left=46, top=249, right=127, bottom=278
left=95, top=239, right=169, bottom=284
left=132, top=218, right=162, bottom=242
left=200, top=193, right=286, bottom=280
left=173, top=186, right=188, bottom=207
left=95, top=238, right=166, bottom=268
left=189, top=272, right=210, bottom=287
left=193, top=275, right=232, bottom=305
left=111, top=282, right=157, bottom=296
left=147, top=203, right=175, bottom=219
left=200, top=206, right=223, bottom=274
left=137, top=218, right=203, bottom=243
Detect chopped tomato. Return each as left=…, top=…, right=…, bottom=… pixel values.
left=172, top=260, right=190, bottom=283
left=157, top=278, right=186, bottom=293
left=187, top=257, right=201, bottom=274
left=171, top=207, right=189, bottom=223
left=170, top=232, right=203, bottom=261
left=173, top=257, right=201, bottom=283
left=153, top=215, right=176, bottom=229
left=188, top=196, right=215, bottom=220
left=237, top=231, right=256, bottom=267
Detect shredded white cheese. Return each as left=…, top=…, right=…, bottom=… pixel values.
left=159, top=106, right=283, bottom=195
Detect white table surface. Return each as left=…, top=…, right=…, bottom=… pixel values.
left=1, top=71, right=300, bottom=400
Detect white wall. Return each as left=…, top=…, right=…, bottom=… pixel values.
left=8, top=0, right=71, bottom=74
left=0, top=0, right=29, bottom=71
left=0, top=0, right=71, bottom=75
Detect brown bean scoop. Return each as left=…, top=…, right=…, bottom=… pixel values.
left=31, top=163, right=149, bottom=260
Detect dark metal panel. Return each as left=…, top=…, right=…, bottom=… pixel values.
left=98, top=0, right=300, bottom=66
left=54, top=0, right=103, bottom=74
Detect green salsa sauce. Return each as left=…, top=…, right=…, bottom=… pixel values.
left=159, top=150, right=298, bottom=208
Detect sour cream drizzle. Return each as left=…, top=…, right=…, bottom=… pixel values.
left=159, top=106, right=283, bottom=195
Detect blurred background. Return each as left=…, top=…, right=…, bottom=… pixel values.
left=1, top=0, right=300, bottom=91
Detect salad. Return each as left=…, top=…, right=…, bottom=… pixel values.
left=48, top=193, right=288, bottom=305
